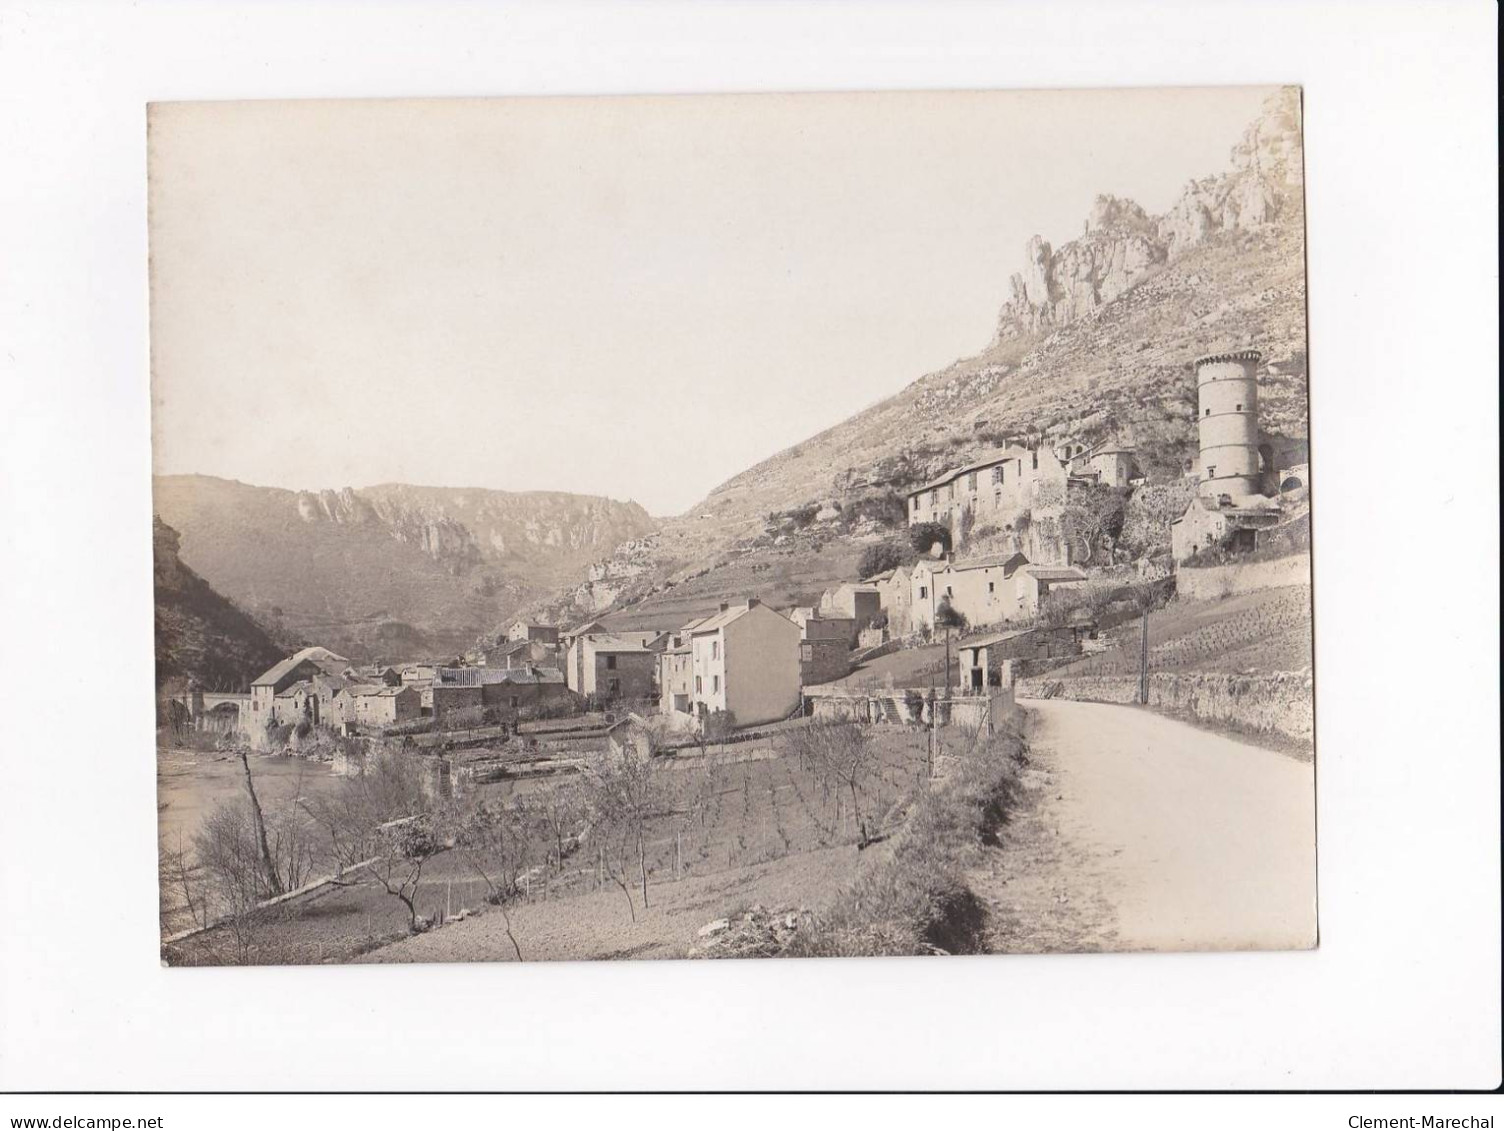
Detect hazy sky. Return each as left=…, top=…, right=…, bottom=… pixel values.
left=149, top=86, right=1272, bottom=515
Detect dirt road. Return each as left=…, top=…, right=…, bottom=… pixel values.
left=986, top=699, right=1317, bottom=953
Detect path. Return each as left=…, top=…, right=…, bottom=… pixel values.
left=982, top=698, right=1317, bottom=953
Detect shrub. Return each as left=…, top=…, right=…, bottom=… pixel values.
left=909, top=521, right=952, bottom=557
left=782, top=728, right=1023, bottom=957
left=704, top=709, right=738, bottom=741
left=858, top=540, right=907, bottom=579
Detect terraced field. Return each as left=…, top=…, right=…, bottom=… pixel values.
left=1056, top=584, right=1313, bottom=678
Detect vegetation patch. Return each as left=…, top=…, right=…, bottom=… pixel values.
left=778, top=726, right=1027, bottom=958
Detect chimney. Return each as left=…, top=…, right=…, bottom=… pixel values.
left=719, top=602, right=730, bottom=613
left=747, top=597, right=761, bottom=609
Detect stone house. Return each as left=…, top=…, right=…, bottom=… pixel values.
left=1009, top=565, right=1090, bottom=620
left=799, top=637, right=851, bottom=687
left=957, top=627, right=1081, bottom=690
left=566, top=632, right=662, bottom=700
left=864, top=564, right=913, bottom=637
left=506, top=620, right=560, bottom=645
left=788, top=605, right=858, bottom=647
left=684, top=599, right=802, bottom=727
left=349, top=684, right=420, bottom=728
left=906, top=446, right=1069, bottom=549
left=248, top=646, right=349, bottom=730
left=486, top=637, right=559, bottom=669
left=819, top=583, right=882, bottom=636
left=657, top=617, right=710, bottom=716
left=1170, top=496, right=1282, bottom=563
left=429, top=683, right=484, bottom=722
left=481, top=667, right=574, bottom=714
left=910, top=552, right=1033, bottom=633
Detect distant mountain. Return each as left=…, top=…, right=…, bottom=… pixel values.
left=152, top=476, right=658, bottom=661
left=524, top=88, right=1310, bottom=629
left=153, top=516, right=289, bottom=692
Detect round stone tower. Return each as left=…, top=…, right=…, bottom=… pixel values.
left=1195, top=349, right=1262, bottom=498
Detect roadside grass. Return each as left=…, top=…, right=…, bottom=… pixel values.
left=781, top=724, right=1027, bottom=958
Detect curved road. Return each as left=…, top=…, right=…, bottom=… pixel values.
left=1013, top=698, right=1317, bottom=952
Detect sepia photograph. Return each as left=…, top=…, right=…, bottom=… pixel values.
left=148, top=85, right=1318, bottom=967
left=3, top=0, right=1499, bottom=1104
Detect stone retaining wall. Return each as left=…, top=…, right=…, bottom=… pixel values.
left=1019, top=670, right=1313, bottom=746
left=1176, top=552, right=1311, bottom=600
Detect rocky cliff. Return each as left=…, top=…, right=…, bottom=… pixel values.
left=535, top=88, right=1310, bottom=628
left=153, top=476, right=658, bottom=661
left=153, top=516, right=290, bottom=692
left=995, top=88, right=1303, bottom=341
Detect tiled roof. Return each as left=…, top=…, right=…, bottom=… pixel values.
left=588, top=633, right=663, bottom=653
left=1021, top=566, right=1088, bottom=582
left=909, top=448, right=1033, bottom=495
left=252, top=646, right=349, bottom=687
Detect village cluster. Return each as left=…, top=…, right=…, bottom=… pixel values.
left=177, top=348, right=1305, bottom=747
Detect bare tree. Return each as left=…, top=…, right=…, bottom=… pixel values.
left=302, top=745, right=446, bottom=934
left=579, top=729, right=666, bottom=917
left=237, top=748, right=284, bottom=897
left=785, top=722, right=878, bottom=848
left=192, top=802, right=272, bottom=962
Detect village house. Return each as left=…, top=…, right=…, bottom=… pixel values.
left=565, top=630, right=663, bottom=700
left=787, top=605, right=858, bottom=647
left=819, top=583, right=882, bottom=636
left=248, top=646, right=349, bottom=730
left=485, top=637, right=558, bottom=669
left=347, top=684, right=420, bottom=728
left=957, top=626, right=1082, bottom=691
left=436, top=664, right=575, bottom=714
left=656, top=618, right=708, bottom=716
left=681, top=598, right=802, bottom=727
left=342, top=664, right=402, bottom=687
left=863, top=564, right=913, bottom=637
left=799, top=637, right=851, bottom=687
left=907, top=445, right=1069, bottom=549
left=505, top=620, right=560, bottom=645
left=1170, top=496, right=1282, bottom=563
left=909, top=552, right=1031, bottom=633
left=909, top=553, right=1088, bottom=631
left=429, top=683, right=483, bottom=722
left=1009, top=564, right=1091, bottom=620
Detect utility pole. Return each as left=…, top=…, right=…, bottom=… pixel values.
left=1138, top=607, right=1150, bottom=705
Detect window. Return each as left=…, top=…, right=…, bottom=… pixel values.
left=510, top=696, right=520, bottom=709
left=930, top=490, right=938, bottom=506
left=1207, top=466, right=1216, bottom=477
left=919, top=586, right=928, bottom=599
left=608, top=678, right=620, bottom=696
left=695, top=676, right=702, bottom=693
left=1235, top=403, right=1244, bottom=411
left=801, top=643, right=813, bottom=661
left=1031, top=451, right=1038, bottom=470
left=991, top=466, right=1003, bottom=485
left=994, top=490, right=1002, bottom=506
left=912, top=497, right=919, bottom=512
left=712, top=675, right=720, bottom=693
left=988, top=582, right=995, bottom=594
left=945, top=586, right=953, bottom=597
left=967, top=472, right=977, bottom=492
left=1205, top=408, right=1211, bottom=416
left=711, top=640, right=719, bottom=660
left=605, top=654, right=617, bottom=670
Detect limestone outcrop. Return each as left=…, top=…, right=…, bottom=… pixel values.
left=996, top=88, right=1303, bottom=341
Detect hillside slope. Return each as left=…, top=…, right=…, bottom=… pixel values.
left=153, top=475, right=658, bottom=659
left=529, top=88, right=1308, bottom=629
left=153, top=517, right=290, bottom=692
